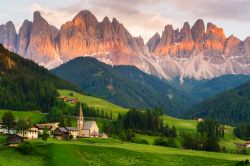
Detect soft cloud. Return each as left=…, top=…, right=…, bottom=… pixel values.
left=170, top=0, right=250, bottom=22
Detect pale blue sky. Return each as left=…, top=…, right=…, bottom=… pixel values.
left=0, top=0, right=249, bottom=41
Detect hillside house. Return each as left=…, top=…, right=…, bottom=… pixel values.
left=17, top=125, right=38, bottom=139
left=58, top=96, right=79, bottom=104
left=66, top=98, right=80, bottom=104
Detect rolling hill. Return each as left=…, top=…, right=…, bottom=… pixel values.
left=58, top=89, right=128, bottom=118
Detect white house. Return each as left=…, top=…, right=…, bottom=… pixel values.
left=17, top=125, right=38, bottom=139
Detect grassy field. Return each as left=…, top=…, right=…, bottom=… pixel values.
left=0, top=136, right=249, bottom=166
left=58, top=89, right=128, bottom=118
left=0, top=109, right=45, bottom=123
left=162, top=115, right=198, bottom=132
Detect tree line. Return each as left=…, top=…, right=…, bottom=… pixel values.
left=103, top=108, right=177, bottom=142
left=181, top=119, right=224, bottom=152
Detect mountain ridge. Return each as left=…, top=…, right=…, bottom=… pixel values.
left=1, top=10, right=250, bottom=80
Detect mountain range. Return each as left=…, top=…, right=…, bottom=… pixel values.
left=1, top=10, right=250, bottom=81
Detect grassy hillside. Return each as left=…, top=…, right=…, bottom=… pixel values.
left=0, top=109, right=45, bottom=123
left=58, top=89, right=128, bottom=118
left=0, top=138, right=248, bottom=166
left=162, top=115, right=197, bottom=132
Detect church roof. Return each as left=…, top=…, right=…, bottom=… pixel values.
left=65, top=127, right=79, bottom=131
left=83, top=121, right=96, bottom=130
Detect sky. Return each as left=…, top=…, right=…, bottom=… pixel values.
left=0, top=0, right=249, bottom=42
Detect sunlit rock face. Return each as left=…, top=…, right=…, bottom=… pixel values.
left=147, top=19, right=250, bottom=80
left=17, top=20, right=32, bottom=56
left=204, top=23, right=226, bottom=56
left=25, top=11, right=58, bottom=65
left=1, top=11, right=250, bottom=81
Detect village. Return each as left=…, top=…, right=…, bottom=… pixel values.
left=0, top=99, right=108, bottom=146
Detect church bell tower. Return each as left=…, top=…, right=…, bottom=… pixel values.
left=77, top=104, right=84, bottom=136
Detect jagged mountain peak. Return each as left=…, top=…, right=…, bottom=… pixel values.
left=0, top=11, right=250, bottom=81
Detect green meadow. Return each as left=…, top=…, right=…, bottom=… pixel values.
left=0, top=137, right=248, bottom=166
left=0, top=109, right=45, bottom=123
left=58, top=89, right=129, bottom=118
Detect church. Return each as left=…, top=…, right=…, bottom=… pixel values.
left=77, top=105, right=99, bottom=137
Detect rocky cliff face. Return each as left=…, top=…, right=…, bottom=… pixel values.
left=25, top=11, right=58, bottom=65
left=1, top=11, right=250, bottom=81
left=0, top=21, right=17, bottom=52
left=147, top=19, right=250, bottom=80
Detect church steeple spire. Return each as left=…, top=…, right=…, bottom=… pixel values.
left=77, top=104, right=84, bottom=136
left=79, top=104, right=83, bottom=119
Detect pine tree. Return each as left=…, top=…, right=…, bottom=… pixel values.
left=2, top=111, right=15, bottom=133
left=66, top=117, right=72, bottom=127
left=59, top=116, right=65, bottom=127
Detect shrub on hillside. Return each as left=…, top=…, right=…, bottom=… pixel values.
left=131, top=138, right=149, bottom=145
left=154, top=137, right=177, bottom=148
left=18, top=142, right=35, bottom=155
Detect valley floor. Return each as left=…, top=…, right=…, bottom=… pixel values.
left=0, top=137, right=249, bottom=166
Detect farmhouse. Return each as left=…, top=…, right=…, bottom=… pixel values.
left=34, top=122, right=59, bottom=134
left=54, top=127, right=69, bottom=140
left=77, top=105, right=100, bottom=138
left=54, top=127, right=79, bottom=139
left=17, top=125, right=38, bottom=139
left=58, top=96, right=80, bottom=104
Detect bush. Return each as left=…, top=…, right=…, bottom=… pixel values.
left=154, top=137, right=177, bottom=148
left=18, top=142, right=34, bottom=155
left=235, top=160, right=250, bottom=166
left=132, top=138, right=149, bottom=145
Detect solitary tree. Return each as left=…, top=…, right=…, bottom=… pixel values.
left=42, top=126, right=49, bottom=146
left=16, top=119, right=31, bottom=137
left=2, top=111, right=15, bottom=133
